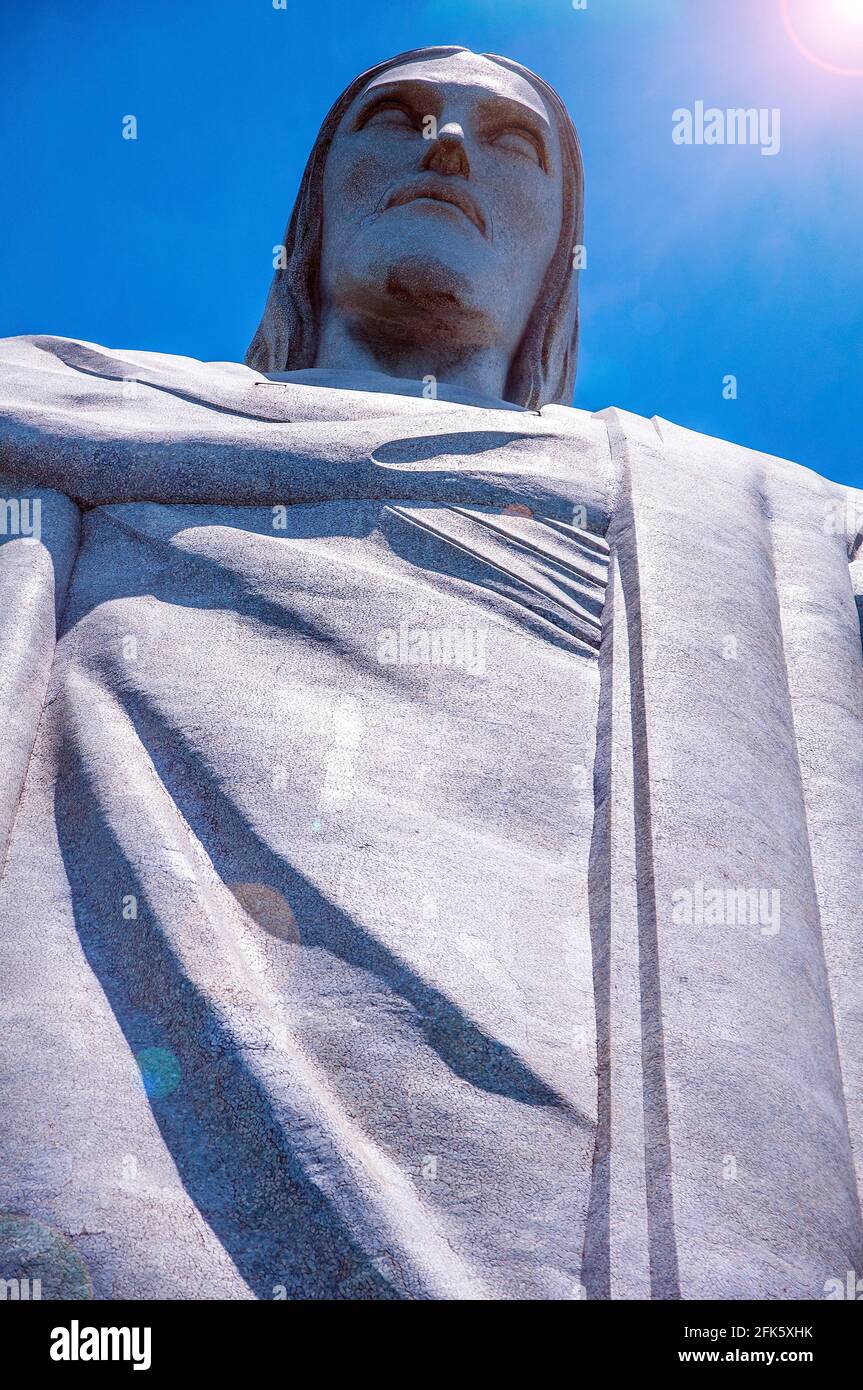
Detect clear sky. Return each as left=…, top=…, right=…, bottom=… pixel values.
left=1, top=0, right=861, bottom=484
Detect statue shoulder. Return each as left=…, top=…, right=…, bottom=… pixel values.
left=0, top=333, right=257, bottom=383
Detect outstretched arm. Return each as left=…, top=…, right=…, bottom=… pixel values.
left=0, top=334, right=323, bottom=507
left=0, top=333, right=601, bottom=518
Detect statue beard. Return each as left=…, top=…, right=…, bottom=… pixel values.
left=339, top=255, right=499, bottom=357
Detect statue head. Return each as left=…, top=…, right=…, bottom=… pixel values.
left=246, top=46, right=584, bottom=409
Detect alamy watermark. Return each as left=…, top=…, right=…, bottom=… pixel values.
left=377, top=620, right=487, bottom=676
left=672, top=879, right=780, bottom=936
left=825, top=495, right=863, bottom=539
left=673, top=102, right=781, bottom=157
left=824, top=1270, right=863, bottom=1300
left=0, top=1276, right=41, bottom=1300
left=0, top=497, right=41, bottom=543
left=50, top=1321, right=151, bottom=1370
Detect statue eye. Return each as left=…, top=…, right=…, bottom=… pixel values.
left=490, top=127, right=543, bottom=165
left=363, top=103, right=416, bottom=131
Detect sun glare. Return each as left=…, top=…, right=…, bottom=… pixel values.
left=781, top=0, right=863, bottom=75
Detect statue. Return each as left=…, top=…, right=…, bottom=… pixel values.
left=0, top=45, right=861, bottom=1302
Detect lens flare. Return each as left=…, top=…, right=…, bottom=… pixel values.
left=781, top=0, right=863, bottom=76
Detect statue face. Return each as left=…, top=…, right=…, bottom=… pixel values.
left=318, top=51, right=564, bottom=360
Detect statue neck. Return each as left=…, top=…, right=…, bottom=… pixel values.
left=313, top=311, right=513, bottom=405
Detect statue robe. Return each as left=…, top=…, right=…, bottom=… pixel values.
left=0, top=334, right=861, bottom=1299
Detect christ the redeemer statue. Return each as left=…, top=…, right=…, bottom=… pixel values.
left=0, top=46, right=861, bottom=1301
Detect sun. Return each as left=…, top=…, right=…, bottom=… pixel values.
left=781, top=0, right=863, bottom=75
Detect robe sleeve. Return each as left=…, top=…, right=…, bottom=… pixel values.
left=0, top=483, right=80, bottom=871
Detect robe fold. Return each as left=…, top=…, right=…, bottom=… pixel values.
left=0, top=335, right=861, bottom=1299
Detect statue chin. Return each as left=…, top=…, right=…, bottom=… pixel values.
left=328, top=255, right=498, bottom=351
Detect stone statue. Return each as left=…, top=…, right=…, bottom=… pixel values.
left=0, top=45, right=861, bottom=1302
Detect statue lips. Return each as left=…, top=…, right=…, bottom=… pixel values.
left=382, top=178, right=487, bottom=237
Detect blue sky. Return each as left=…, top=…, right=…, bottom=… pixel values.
left=1, top=0, right=861, bottom=484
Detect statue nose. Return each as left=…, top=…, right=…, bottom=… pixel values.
left=423, top=123, right=470, bottom=178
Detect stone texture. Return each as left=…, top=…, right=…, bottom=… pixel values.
left=0, top=335, right=861, bottom=1299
